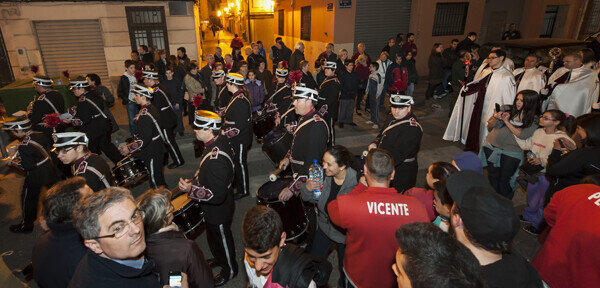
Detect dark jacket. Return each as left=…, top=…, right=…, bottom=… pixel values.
left=28, top=90, right=65, bottom=137
left=255, top=69, right=274, bottom=95
left=339, top=70, right=358, bottom=100
left=145, top=229, right=214, bottom=288
left=457, top=37, right=476, bottom=53
left=318, top=76, right=341, bottom=120
left=428, top=53, right=445, bottom=82
left=152, top=86, right=177, bottom=129
left=290, top=110, right=329, bottom=176
left=162, top=77, right=185, bottom=106
left=222, top=89, right=253, bottom=148
left=300, top=71, right=317, bottom=89
left=199, top=64, right=213, bottom=91
left=403, top=58, right=418, bottom=84
left=72, top=91, right=110, bottom=137
left=18, top=131, right=61, bottom=187
left=271, top=244, right=332, bottom=288
left=289, top=49, right=305, bottom=71
left=245, top=79, right=266, bottom=112
left=117, top=74, right=133, bottom=104
left=442, top=48, right=458, bottom=69
left=68, top=251, right=161, bottom=288
left=33, top=222, right=87, bottom=288
left=317, top=51, right=337, bottom=62
left=273, top=45, right=292, bottom=67
left=546, top=146, right=600, bottom=200
left=72, top=153, right=115, bottom=192
left=247, top=53, right=266, bottom=70
left=155, top=58, right=168, bottom=82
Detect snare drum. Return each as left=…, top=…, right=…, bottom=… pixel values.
left=262, top=129, right=293, bottom=166
left=257, top=178, right=308, bottom=242
left=111, top=155, right=148, bottom=187
left=171, top=194, right=204, bottom=235
left=252, top=113, right=275, bottom=142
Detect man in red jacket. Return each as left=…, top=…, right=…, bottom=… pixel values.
left=532, top=184, right=600, bottom=288
left=328, top=149, right=428, bottom=288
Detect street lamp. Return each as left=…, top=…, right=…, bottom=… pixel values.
left=217, top=10, right=222, bottom=16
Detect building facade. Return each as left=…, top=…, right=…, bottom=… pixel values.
left=0, top=1, right=200, bottom=87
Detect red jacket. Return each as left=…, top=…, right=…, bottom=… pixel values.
left=328, top=183, right=428, bottom=288
left=532, top=184, right=600, bottom=288
left=388, top=66, right=408, bottom=92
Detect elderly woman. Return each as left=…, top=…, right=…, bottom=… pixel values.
left=300, top=145, right=359, bottom=287
left=137, top=189, right=213, bottom=288
left=336, top=48, right=349, bottom=76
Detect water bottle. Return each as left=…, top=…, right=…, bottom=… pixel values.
left=308, top=159, right=324, bottom=200
left=526, top=150, right=536, bottom=161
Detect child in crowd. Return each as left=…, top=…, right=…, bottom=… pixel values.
left=366, top=62, right=383, bottom=129
left=245, top=70, right=265, bottom=112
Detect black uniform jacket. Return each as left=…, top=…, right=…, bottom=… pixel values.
left=32, top=221, right=87, bottom=288
left=68, top=251, right=161, bottom=288
left=152, top=86, right=177, bottom=129
left=222, top=89, right=253, bottom=148
left=187, top=136, right=235, bottom=225
left=72, top=153, right=115, bottom=192
left=317, top=76, right=341, bottom=120
left=14, top=131, right=60, bottom=186
left=267, top=83, right=296, bottom=128
left=71, top=92, right=110, bottom=136
left=374, top=112, right=423, bottom=169
left=215, top=84, right=231, bottom=115
left=28, top=90, right=65, bottom=135
left=290, top=109, right=329, bottom=177
left=126, top=104, right=166, bottom=160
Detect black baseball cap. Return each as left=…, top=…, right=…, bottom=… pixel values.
left=446, top=170, right=520, bottom=248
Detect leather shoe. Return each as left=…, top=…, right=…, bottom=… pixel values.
left=213, top=270, right=236, bottom=287
left=206, top=258, right=218, bottom=268
left=9, top=222, right=33, bottom=233
left=234, top=192, right=249, bottom=200
left=168, top=162, right=184, bottom=169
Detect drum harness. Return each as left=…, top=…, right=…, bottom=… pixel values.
left=379, top=118, right=422, bottom=163
left=75, top=154, right=111, bottom=189
left=223, top=93, right=251, bottom=126
left=289, top=114, right=330, bottom=166
left=32, top=94, right=60, bottom=127
left=195, top=146, right=235, bottom=189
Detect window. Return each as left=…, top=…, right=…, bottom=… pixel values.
left=168, top=2, right=188, bottom=16
left=581, top=0, right=600, bottom=39
left=432, top=2, right=469, bottom=36
left=301, top=6, right=311, bottom=41
left=278, top=9, right=284, bottom=35
left=540, top=5, right=559, bottom=38
left=125, top=6, right=170, bottom=52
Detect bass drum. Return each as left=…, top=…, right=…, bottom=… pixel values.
left=111, top=155, right=148, bottom=187
left=262, top=129, right=292, bottom=166
left=171, top=193, right=204, bottom=235
left=256, top=178, right=308, bottom=243
left=252, top=112, right=275, bottom=143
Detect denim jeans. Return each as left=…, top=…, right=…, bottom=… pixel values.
left=369, top=94, right=379, bottom=124
left=441, top=68, right=452, bottom=92
left=406, top=82, right=415, bottom=96
left=126, top=102, right=139, bottom=135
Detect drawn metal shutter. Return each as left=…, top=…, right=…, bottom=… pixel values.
left=35, top=20, right=109, bottom=83
left=353, top=0, right=412, bottom=59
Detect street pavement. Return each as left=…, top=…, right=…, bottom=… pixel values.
left=0, top=32, right=540, bottom=287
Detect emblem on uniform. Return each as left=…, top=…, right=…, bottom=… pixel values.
left=75, top=161, right=88, bottom=175
left=22, top=135, right=30, bottom=145
left=210, top=147, right=220, bottom=159
left=410, top=118, right=418, bottom=126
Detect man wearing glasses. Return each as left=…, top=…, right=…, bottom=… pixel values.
left=53, top=132, right=115, bottom=192
left=70, top=187, right=186, bottom=287
left=445, top=49, right=516, bottom=152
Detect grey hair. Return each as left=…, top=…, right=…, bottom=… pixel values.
left=73, top=187, right=134, bottom=240
left=136, top=188, right=172, bottom=235
left=295, top=42, right=304, bottom=50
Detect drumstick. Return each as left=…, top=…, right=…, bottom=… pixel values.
left=171, top=179, right=192, bottom=198
left=269, top=168, right=283, bottom=182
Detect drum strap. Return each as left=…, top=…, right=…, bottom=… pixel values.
left=155, top=88, right=174, bottom=110
left=85, top=166, right=111, bottom=188
left=266, top=85, right=289, bottom=103
left=144, top=112, right=166, bottom=142
left=84, top=97, right=108, bottom=119
left=198, top=148, right=235, bottom=185
left=381, top=118, right=423, bottom=136
left=293, top=114, right=330, bottom=143
left=224, top=94, right=251, bottom=116
left=26, top=139, right=51, bottom=167
left=42, top=96, right=59, bottom=114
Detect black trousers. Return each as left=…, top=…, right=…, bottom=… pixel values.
left=89, top=132, right=123, bottom=164
left=483, top=147, right=521, bottom=199
left=21, top=176, right=58, bottom=225
left=163, top=128, right=184, bottom=166
left=232, top=142, right=249, bottom=195
left=356, top=80, right=367, bottom=110
left=392, top=161, right=418, bottom=193
left=206, top=222, right=238, bottom=277
left=425, top=81, right=442, bottom=99
left=311, top=228, right=346, bottom=288
left=142, top=153, right=166, bottom=188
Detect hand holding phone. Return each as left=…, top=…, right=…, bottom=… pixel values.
left=495, top=103, right=501, bottom=113
left=169, top=271, right=182, bottom=287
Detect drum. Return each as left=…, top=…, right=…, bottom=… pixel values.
left=252, top=113, right=275, bottom=142
left=171, top=194, right=204, bottom=235
left=256, top=178, right=308, bottom=242
left=262, top=129, right=293, bottom=166
left=111, top=155, right=148, bottom=187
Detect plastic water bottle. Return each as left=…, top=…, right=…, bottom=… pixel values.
left=526, top=150, right=536, bottom=161
left=308, top=159, right=324, bottom=200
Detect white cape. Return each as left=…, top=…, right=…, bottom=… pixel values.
left=544, top=66, right=599, bottom=116
left=514, top=67, right=546, bottom=93
left=444, top=67, right=516, bottom=147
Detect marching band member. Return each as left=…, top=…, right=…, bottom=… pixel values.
left=178, top=110, right=237, bottom=286
left=63, top=76, right=122, bottom=164
left=28, top=75, right=65, bottom=139
left=368, top=94, right=423, bottom=193
left=118, top=85, right=167, bottom=188
left=267, top=69, right=296, bottom=131
left=212, top=70, right=230, bottom=116
left=143, top=71, right=185, bottom=169
left=52, top=132, right=115, bottom=192
left=278, top=85, right=329, bottom=201
left=222, top=73, right=253, bottom=199
left=318, top=61, right=341, bottom=144
left=2, top=116, right=60, bottom=233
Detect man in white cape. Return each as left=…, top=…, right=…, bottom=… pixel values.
left=444, top=49, right=516, bottom=152
left=473, top=46, right=515, bottom=80
left=514, top=54, right=546, bottom=93
left=541, top=53, right=599, bottom=117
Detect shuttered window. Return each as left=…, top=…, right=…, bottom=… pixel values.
left=34, top=20, right=109, bottom=83
left=432, top=2, right=469, bottom=36
left=301, top=6, right=311, bottom=41
left=126, top=6, right=170, bottom=53
left=278, top=9, right=284, bottom=35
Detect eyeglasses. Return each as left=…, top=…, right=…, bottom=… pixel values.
left=94, top=209, right=145, bottom=239
left=540, top=116, right=556, bottom=121
left=56, top=147, right=75, bottom=155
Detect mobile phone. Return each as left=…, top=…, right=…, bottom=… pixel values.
left=495, top=103, right=501, bottom=113
left=557, top=138, right=566, bottom=149
left=168, top=271, right=182, bottom=287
